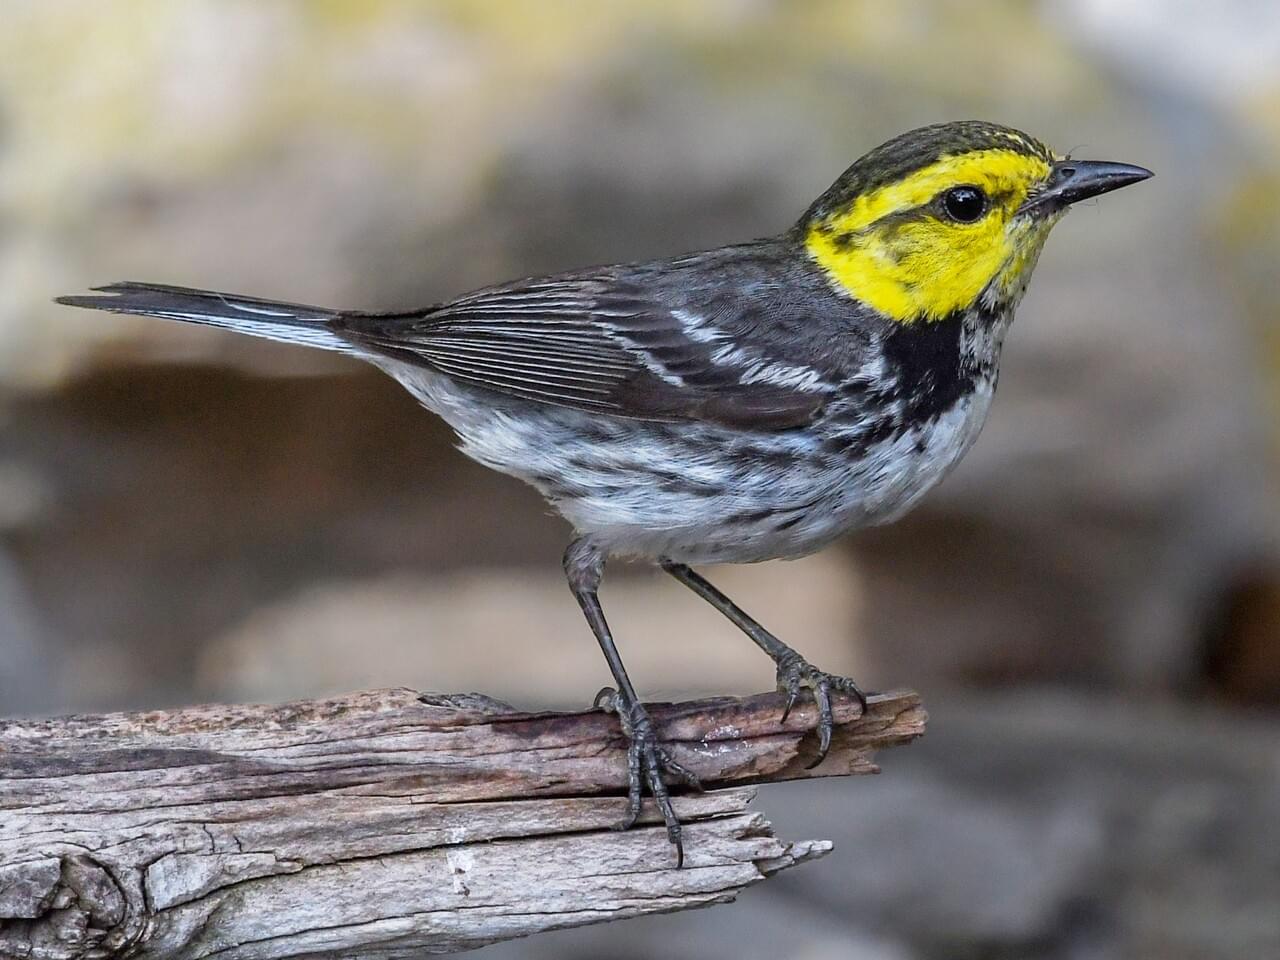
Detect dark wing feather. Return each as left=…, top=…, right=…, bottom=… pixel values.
left=332, top=271, right=829, bottom=431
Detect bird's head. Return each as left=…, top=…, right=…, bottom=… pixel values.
left=795, top=121, right=1152, bottom=323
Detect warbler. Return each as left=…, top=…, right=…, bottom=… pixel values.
left=59, top=121, right=1151, bottom=865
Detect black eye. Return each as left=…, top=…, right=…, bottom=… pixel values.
left=942, top=185, right=987, bottom=223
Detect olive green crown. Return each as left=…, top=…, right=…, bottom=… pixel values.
left=796, top=120, right=1055, bottom=229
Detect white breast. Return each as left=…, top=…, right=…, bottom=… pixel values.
left=382, top=357, right=999, bottom=565
left=846, top=380, right=996, bottom=528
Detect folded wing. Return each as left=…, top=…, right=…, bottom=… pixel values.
left=333, top=273, right=830, bottom=431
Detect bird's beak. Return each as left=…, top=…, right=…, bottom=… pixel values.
left=1019, top=159, right=1153, bottom=216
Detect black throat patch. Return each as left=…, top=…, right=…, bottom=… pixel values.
left=879, top=308, right=997, bottom=423
left=822, top=306, right=999, bottom=458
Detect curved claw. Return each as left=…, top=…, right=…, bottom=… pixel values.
left=780, top=687, right=799, bottom=724
left=774, top=656, right=870, bottom=769
left=641, top=752, right=684, bottom=867
left=806, top=679, right=835, bottom=769
left=836, top=675, right=870, bottom=716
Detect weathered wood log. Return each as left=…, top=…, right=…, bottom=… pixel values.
left=0, top=687, right=925, bottom=959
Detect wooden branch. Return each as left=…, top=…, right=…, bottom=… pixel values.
left=0, top=687, right=925, bottom=959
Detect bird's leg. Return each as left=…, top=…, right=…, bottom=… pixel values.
left=662, top=561, right=867, bottom=767
left=564, top=539, right=701, bottom=866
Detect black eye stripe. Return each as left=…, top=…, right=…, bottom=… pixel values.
left=942, top=185, right=988, bottom=223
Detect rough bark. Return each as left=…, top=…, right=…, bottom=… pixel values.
left=0, top=687, right=925, bottom=958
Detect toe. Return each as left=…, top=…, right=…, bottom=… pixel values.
left=642, top=748, right=685, bottom=867
left=831, top=674, right=869, bottom=714
left=618, top=741, right=644, bottom=831
left=805, top=679, right=835, bottom=769
left=659, top=749, right=703, bottom=791
left=593, top=686, right=621, bottom=712
left=605, top=699, right=692, bottom=866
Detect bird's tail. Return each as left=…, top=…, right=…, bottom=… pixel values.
left=55, top=281, right=359, bottom=354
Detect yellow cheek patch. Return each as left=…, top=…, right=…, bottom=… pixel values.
left=805, top=149, right=1053, bottom=322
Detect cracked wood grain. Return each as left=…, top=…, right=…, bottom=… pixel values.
left=0, top=688, right=925, bottom=958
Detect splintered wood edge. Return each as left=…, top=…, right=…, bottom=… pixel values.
left=0, top=689, right=922, bottom=957
left=1, top=784, right=831, bottom=958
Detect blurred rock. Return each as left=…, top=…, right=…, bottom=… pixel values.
left=193, top=552, right=863, bottom=706
left=0, top=549, right=57, bottom=714
left=1200, top=568, right=1280, bottom=705
left=4, top=365, right=565, bottom=711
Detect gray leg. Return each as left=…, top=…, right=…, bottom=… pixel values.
left=564, top=538, right=700, bottom=866
left=662, top=561, right=867, bottom=767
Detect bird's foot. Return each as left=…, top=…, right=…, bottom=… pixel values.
left=774, top=652, right=869, bottom=768
left=594, top=687, right=702, bottom=867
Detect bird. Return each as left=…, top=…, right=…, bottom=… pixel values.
left=58, top=120, right=1151, bottom=866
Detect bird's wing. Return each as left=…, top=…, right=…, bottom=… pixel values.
left=332, top=272, right=831, bottom=431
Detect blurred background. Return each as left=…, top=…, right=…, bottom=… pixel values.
left=2, top=1, right=1278, bottom=957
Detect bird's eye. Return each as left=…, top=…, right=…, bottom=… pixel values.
left=942, top=186, right=988, bottom=223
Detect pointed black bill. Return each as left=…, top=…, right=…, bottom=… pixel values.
left=1020, top=159, right=1153, bottom=215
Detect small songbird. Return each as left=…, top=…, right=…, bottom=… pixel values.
left=59, top=121, right=1151, bottom=865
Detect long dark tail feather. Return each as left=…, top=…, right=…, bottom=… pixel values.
left=55, top=281, right=359, bottom=354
